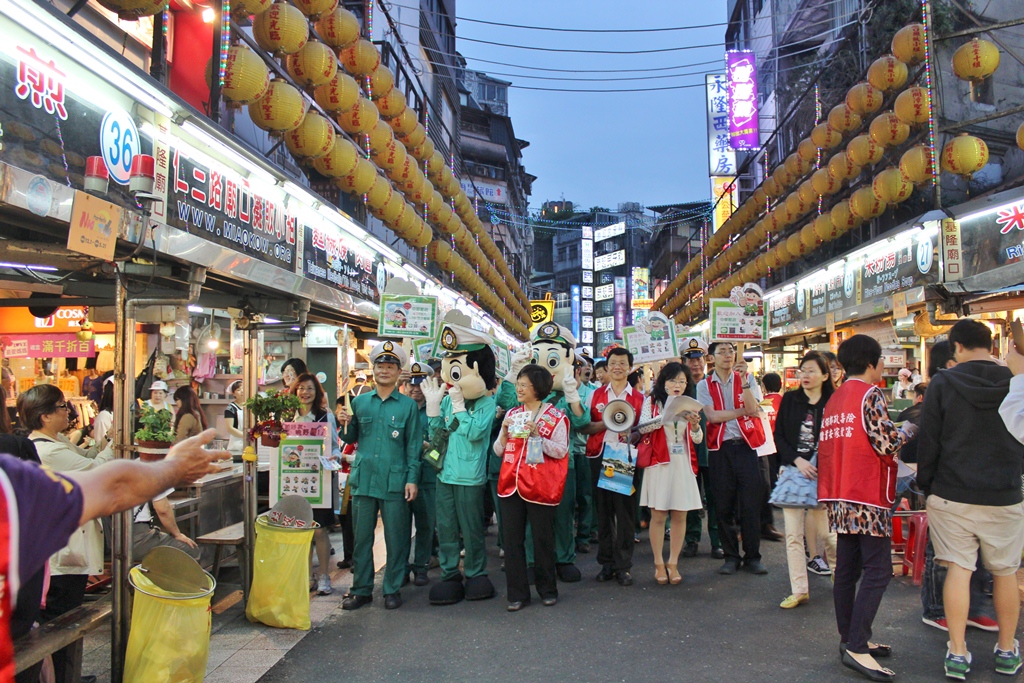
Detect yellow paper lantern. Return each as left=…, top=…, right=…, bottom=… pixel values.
left=789, top=152, right=814, bottom=177
left=367, top=67, right=395, bottom=100
left=869, top=111, right=910, bottom=148
left=941, top=133, right=989, bottom=178
left=426, top=190, right=445, bottom=218
left=285, top=111, right=335, bottom=161
left=389, top=108, right=419, bottom=136
left=813, top=213, right=839, bottom=242
left=392, top=203, right=417, bottom=235
left=846, top=82, right=884, bottom=116
left=1017, top=122, right=1024, bottom=152
left=398, top=124, right=427, bottom=150
left=892, top=24, right=926, bottom=65
left=367, top=120, right=394, bottom=154
left=894, top=87, right=930, bottom=126
left=337, top=97, right=380, bottom=134
left=232, top=0, right=272, bottom=19
left=800, top=223, right=819, bottom=249
left=771, top=244, right=793, bottom=268
left=409, top=179, right=434, bottom=205
left=248, top=79, right=307, bottom=133
left=427, top=151, right=446, bottom=177
left=952, top=38, right=1000, bottom=82
left=365, top=175, right=394, bottom=209
left=797, top=179, right=819, bottom=205
left=428, top=197, right=454, bottom=228
left=292, top=0, right=336, bottom=19
left=337, top=157, right=377, bottom=195
left=872, top=167, right=914, bottom=205
left=751, top=187, right=768, bottom=208
left=810, top=124, right=843, bottom=150
left=867, top=55, right=909, bottom=92
left=827, top=104, right=862, bottom=134
left=847, top=134, right=885, bottom=167
left=286, top=41, right=337, bottom=88
left=850, top=186, right=885, bottom=220
left=410, top=138, right=435, bottom=163
left=377, top=194, right=407, bottom=224
left=767, top=206, right=793, bottom=233
left=375, top=89, right=407, bottom=119
left=314, top=7, right=360, bottom=49
left=785, top=192, right=809, bottom=218
left=404, top=218, right=432, bottom=249
left=828, top=151, right=862, bottom=183
left=773, top=164, right=796, bottom=189
left=763, top=177, right=783, bottom=198
left=312, top=137, right=358, bottom=177
left=899, top=145, right=933, bottom=185
left=390, top=157, right=424, bottom=193
left=754, top=254, right=770, bottom=276
left=373, top=138, right=408, bottom=171
left=830, top=199, right=862, bottom=231
left=220, top=45, right=270, bottom=106
left=313, top=72, right=359, bottom=114
left=97, top=0, right=163, bottom=19
left=811, top=168, right=841, bottom=196
left=253, top=3, right=309, bottom=56
left=339, top=39, right=381, bottom=76
left=751, top=219, right=768, bottom=243
left=796, top=139, right=818, bottom=163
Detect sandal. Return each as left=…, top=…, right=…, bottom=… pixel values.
left=666, top=564, right=682, bottom=585
left=654, top=563, right=668, bottom=585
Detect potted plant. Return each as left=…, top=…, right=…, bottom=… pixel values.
left=245, top=390, right=302, bottom=447
left=134, top=404, right=175, bottom=461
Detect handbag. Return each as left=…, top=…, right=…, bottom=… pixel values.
left=768, top=454, right=819, bottom=508
left=636, top=433, right=654, bottom=469
left=423, top=415, right=460, bottom=471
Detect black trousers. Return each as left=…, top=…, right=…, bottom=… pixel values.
left=40, top=574, right=90, bottom=682
left=834, top=533, right=892, bottom=653
left=709, top=441, right=764, bottom=563
left=589, top=456, right=636, bottom=572
left=500, top=493, right=557, bottom=602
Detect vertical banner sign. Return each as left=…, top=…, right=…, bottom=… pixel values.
left=571, top=285, right=581, bottom=340
left=726, top=51, right=760, bottom=150
left=710, top=176, right=738, bottom=233
left=941, top=218, right=963, bottom=282
left=705, top=75, right=737, bottom=176
left=614, top=277, right=628, bottom=339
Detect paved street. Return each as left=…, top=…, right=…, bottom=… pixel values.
left=255, top=525, right=1023, bottom=683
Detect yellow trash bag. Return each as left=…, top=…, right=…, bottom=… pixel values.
left=245, top=515, right=314, bottom=630
left=124, top=551, right=214, bottom=683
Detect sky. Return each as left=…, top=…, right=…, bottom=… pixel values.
left=456, top=0, right=729, bottom=212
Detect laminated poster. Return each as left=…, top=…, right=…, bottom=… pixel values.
left=378, top=294, right=438, bottom=339
left=622, top=311, right=678, bottom=364
left=271, top=422, right=332, bottom=509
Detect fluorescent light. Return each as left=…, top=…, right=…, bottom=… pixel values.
left=187, top=305, right=204, bottom=313
left=0, top=261, right=58, bottom=271
left=290, top=326, right=300, bottom=331
left=264, top=317, right=281, bottom=324
left=181, top=121, right=277, bottom=185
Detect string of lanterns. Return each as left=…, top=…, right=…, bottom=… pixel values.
left=657, top=21, right=1004, bottom=325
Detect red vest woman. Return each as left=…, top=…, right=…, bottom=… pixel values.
left=818, top=335, right=915, bottom=682
left=494, top=365, right=569, bottom=611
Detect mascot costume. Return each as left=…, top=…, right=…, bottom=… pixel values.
left=421, top=316, right=498, bottom=604
left=498, top=322, right=589, bottom=582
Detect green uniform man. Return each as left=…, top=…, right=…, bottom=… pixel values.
left=421, top=321, right=498, bottom=604
left=338, top=341, right=421, bottom=611
left=496, top=323, right=589, bottom=582
left=406, top=361, right=437, bottom=586
left=574, top=355, right=597, bottom=553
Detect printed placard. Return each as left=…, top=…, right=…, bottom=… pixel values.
left=709, top=297, right=767, bottom=342
left=412, top=338, right=434, bottom=363
left=379, top=294, right=437, bottom=339
left=622, top=311, right=678, bottom=364
left=490, top=338, right=511, bottom=379
left=270, top=422, right=332, bottom=509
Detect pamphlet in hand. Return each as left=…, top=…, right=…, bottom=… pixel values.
left=660, top=394, right=704, bottom=425
left=319, top=455, right=344, bottom=471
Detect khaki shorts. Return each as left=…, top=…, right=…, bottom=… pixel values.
left=927, top=495, right=1024, bottom=576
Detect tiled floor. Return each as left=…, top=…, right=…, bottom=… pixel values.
left=78, top=521, right=386, bottom=683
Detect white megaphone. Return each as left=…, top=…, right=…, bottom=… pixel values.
left=602, top=400, right=635, bottom=433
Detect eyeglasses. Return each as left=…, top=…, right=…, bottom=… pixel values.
left=665, top=378, right=687, bottom=385
left=53, top=402, right=69, bottom=411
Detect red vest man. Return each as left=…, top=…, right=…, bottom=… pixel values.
left=696, top=341, right=767, bottom=576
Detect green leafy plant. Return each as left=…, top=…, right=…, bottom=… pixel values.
left=134, top=404, right=174, bottom=444
left=245, top=390, right=302, bottom=442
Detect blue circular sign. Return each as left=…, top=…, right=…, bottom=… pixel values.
left=917, top=235, right=934, bottom=274
left=99, top=109, right=139, bottom=185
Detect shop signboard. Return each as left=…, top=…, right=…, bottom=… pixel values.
left=950, top=194, right=1024, bottom=282
left=726, top=51, right=759, bottom=151
left=595, top=284, right=614, bottom=301
left=271, top=422, right=333, bottom=509
left=529, top=299, right=554, bottom=332
left=458, top=178, right=506, bottom=204
left=378, top=294, right=437, bottom=339
left=303, top=224, right=385, bottom=302
left=705, top=74, right=737, bottom=176
left=594, top=222, right=625, bottom=243
left=595, top=316, right=615, bottom=333
left=581, top=234, right=593, bottom=270
left=0, top=333, right=94, bottom=358
left=614, top=277, right=628, bottom=338
left=710, top=176, right=738, bottom=233
left=67, top=190, right=121, bottom=260
left=571, top=284, right=581, bottom=340
left=594, top=249, right=626, bottom=271
left=941, top=217, right=963, bottom=282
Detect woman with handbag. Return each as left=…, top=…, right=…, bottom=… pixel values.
left=494, top=365, right=570, bottom=611
left=637, top=363, right=704, bottom=585
left=771, top=351, right=837, bottom=609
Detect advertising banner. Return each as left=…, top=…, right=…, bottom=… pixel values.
left=594, top=250, right=626, bottom=271
left=0, top=333, right=94, bottom=358
left=614, top=276, right=628, bottom=339
left=726, top=51, right=759, bottom=150
left=594, top=222, right=626, bottom=242
left=303, top=225, right=386, bottom=302
left=711, top=176, right=738, bottom=233
left=705, top=74, right=737, bottom=176
left=571, top=284, right=581, bottom=340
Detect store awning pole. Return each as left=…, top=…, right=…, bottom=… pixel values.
left=111, top=272, right=132, bottom=683
left=242, top=328, right=259, bottom=603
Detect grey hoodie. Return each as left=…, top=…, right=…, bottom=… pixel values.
left=917, top=360, right=1024, bottom=506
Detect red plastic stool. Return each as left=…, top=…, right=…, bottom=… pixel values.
left=903, top=512, right=928, bottom=585
left=892, top=500, right=911, bottom=557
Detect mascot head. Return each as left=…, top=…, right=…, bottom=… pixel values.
left=438, top=322, right=497, bottom=400
left=530, top=322, right=576, bottom=392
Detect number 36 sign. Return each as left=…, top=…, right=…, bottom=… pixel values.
left=100, top=108, right=140, bottom=185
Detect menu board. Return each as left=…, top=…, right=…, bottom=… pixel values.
left=378, top=294, right=438, bottom=339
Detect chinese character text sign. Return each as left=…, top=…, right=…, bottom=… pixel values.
left=727, top=52, right=759, bottom=151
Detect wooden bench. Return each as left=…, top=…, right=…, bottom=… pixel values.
left=167, top=495, right=201, bottom=540
left=196, top=521, right=249, bottom=602
left=14, top=595, right=112, bottom=682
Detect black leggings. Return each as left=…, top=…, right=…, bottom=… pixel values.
left=833, top=533, right=892, bottom=653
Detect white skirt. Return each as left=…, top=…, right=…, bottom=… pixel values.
left=639, top=446, right=703, bottom=512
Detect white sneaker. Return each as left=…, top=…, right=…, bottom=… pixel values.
left=499, top=548, right=505, bottom=558
left=807, top=556, right=831, bottom=576
left=317, top=573, right=332, bottom=595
